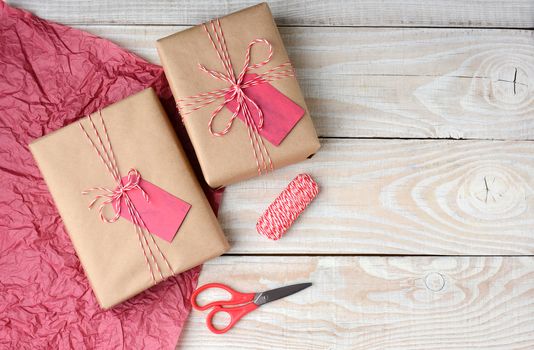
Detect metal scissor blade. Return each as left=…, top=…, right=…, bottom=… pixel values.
left=253, top=282, right=312, bottom=306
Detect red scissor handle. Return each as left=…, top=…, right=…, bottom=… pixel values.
left=190, top=283, right=256, bottom=311
left=205, top=302, right=259, bottom=334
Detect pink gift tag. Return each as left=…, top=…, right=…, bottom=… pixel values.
left=225, top=73, right=305, bottom=146
left=115, top=177, right=191, bottom=242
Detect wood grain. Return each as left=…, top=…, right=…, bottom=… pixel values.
left=79, top=25, right=534, bottom=140
left=218, top=139, right=534, bottom=255
left=179, top=256, right=534, bottom=349
left=8, top=0, right=534, bottom=28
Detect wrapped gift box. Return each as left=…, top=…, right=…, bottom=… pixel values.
left=157, top=2, right=320, bottom=188
left=29, top=88, right=229, bottom=309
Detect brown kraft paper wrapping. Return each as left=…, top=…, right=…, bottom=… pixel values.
left=156, top=2, right=320, bottom=188
left=29, top=88, right=230, bottom=309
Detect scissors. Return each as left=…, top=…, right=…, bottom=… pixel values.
left=191, top=282, right=312, bottom=334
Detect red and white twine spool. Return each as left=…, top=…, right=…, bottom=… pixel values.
left=256, top=174, right=319, bottom=240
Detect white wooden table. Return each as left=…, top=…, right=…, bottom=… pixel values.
left=9, top=1, right=534, bottom=348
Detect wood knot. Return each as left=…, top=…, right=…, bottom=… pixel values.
left=475, top=175, right=505, bottom=205
left=424, top=272, right=445, bottom=292
left=494, top=64, right=530, bottom=103
left=458, top=165, right=527, bottom=220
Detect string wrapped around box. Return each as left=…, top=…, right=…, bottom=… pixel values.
left=79, top=110, right=173, bottom=284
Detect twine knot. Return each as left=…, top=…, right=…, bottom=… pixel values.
left=82, top=168, right=148, bottom=224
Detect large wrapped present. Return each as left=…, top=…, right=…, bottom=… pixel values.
left=29, top=88, right=229, bottom=308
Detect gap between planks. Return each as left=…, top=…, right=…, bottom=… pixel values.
left=224, top=253, right=534, bottom=257
left=46, top=23, right=534, bottom=31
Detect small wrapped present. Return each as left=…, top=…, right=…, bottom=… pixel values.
left=156, top=2, right=320, bottom=188
left=29, top=88, right=229, bottom=309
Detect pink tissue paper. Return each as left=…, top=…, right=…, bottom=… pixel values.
left=0, top=2, right=223, bottom=349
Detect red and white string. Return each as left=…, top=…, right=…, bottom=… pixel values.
left=256, top=174, right=319, bottom=240
left=176, top=18, right=296, bottom=176
left=79, top=111, right=173, bottom=284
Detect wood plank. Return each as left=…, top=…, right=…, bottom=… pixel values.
left=8, top=0, right=534, bottom=28
left=80, top=25, right=534, bottom=140
left=178, top=256, right=534, bottom=349
left=218, top=139, right=534, bottom=255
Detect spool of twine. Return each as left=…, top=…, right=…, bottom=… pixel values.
left=256, top=174, right=319, bottom=240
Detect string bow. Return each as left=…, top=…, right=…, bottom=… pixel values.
left=176, top=18, right=296, bottom=175
left=82, top=168, right=148, bottom=223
